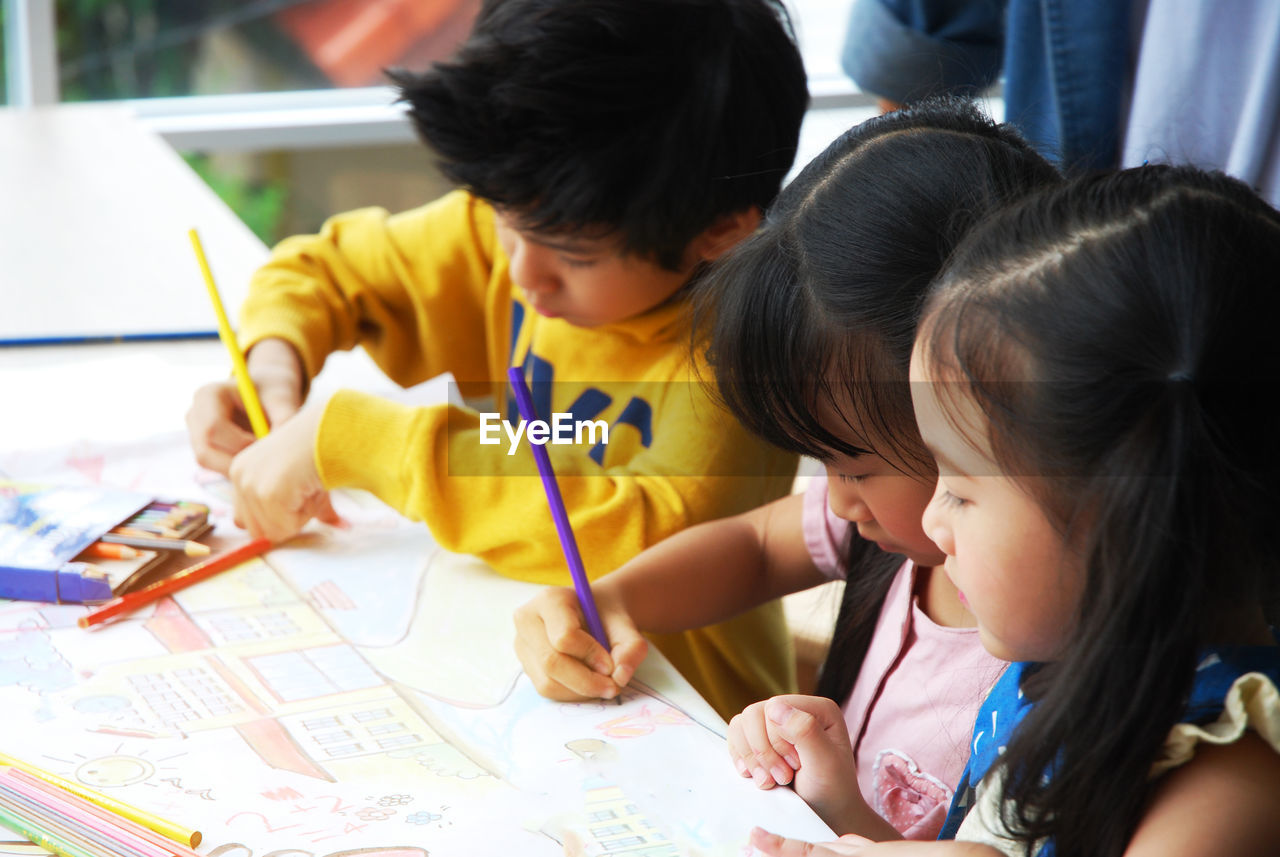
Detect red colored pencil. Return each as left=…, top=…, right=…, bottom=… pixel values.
left=77, top=538, right=273, bottom=629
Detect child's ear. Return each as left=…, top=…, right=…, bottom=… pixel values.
left=691, top=207, right=761, bottom=262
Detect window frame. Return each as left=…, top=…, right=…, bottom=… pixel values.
left=3, top=0, right=872, bottom=152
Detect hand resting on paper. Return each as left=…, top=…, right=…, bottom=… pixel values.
left=747, top=827, right=1001, bottom=856
left=749, top=828, right=875, bottom=856
left=227, top=400, right=341, bottom=542
left=186, top=337, right=307, bottom=475
left=514, top=585, right=649, bottom=701
left=729, top=695, right=897, bottom=839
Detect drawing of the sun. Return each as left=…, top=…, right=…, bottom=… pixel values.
left=48, top=744, right=186, bottom=790
left=74, top=754, right=155, bottom=787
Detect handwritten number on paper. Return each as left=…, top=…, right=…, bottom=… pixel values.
left=227, top=811, right=303, bottom=834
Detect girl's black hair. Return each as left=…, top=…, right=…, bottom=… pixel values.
left=921, top=165, right=1280, bottom=857
left=389, top=0, right=808, bottom=270
left=697, top=97, right=1059, bottom=705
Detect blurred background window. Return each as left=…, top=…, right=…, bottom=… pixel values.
left=56, top=0, right=480, bottom=100
left=5, top=0, right=878, bottom=249
left=1, top=5, right=7, bottom=107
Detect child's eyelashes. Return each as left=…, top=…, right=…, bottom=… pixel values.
left=560, top=255, right=598, bottom=269
left=940, top=489, right=969, bottom=508
left=836, top=473, right=868, bottom=484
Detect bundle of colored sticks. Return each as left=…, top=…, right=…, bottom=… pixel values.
left=0, top=751, right=201, bottom=857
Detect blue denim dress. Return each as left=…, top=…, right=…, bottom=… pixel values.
left=937, top=635, right=1280, bottom=855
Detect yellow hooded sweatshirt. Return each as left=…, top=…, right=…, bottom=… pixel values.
left=238, top=190, right=798, bottom=719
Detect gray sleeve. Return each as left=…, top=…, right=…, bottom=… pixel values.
left=841, top=0, right=1005, bottom=103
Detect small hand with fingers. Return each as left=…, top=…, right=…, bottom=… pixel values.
left=730, top=695, right=888, bottom=835
left=514, top=585, right=649, bottom=702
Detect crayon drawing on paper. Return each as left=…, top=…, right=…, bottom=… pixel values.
left=0, top=434, right=833, bottom=855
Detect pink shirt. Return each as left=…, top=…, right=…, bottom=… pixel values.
left=802, top=477, right=1005, bottom=839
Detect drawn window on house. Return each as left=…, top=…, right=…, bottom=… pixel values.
left=302, top=715, right=341, bottom=730
left=591, top=824, right=629, bottom=837
left=248, top=644, right=380, bottom=702
left=207, top=611, right=302, bottom=644
left=353, top=708, right=393, bottom=722
left=128, top=668, right=244, bottom=725
left=602, top=836, right=647, bottom=851
left=312, top=730, right=355, bottom=745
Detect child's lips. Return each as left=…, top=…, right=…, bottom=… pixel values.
left=525, top=296, right=561, bottom=318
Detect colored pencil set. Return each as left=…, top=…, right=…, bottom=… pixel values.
left=0, top=751, right=200, bottom=856
left=2, top=484, right=213, bottom=604
left=99, top=500, right=211, bottom=557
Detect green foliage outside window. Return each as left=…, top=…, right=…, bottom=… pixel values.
left=56, top=0, right=322, bottom=101
left=184, top=152, right=288, bottom=245
left=54, top=1, right=308, bottom=244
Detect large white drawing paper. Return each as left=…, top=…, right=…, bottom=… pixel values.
left=0, top=420, right=834, bottom=855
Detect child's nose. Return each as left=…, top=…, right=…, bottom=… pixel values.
left=920, top=489, right=955, bottom=556
left=830, top=492, right=873, bottom=524
left=843, top=501, right=873, bottom=524
left=509, top=239, right=559, bottom=294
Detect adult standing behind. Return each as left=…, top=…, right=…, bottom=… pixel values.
left=841, top=0, right=1280, bottom=206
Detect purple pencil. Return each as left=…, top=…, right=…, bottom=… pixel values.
left=506, top=367, right=610, bottom=649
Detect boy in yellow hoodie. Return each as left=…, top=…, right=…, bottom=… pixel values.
left=185, top=0, right=808, bottom=720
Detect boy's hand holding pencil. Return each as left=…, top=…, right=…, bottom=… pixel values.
left=513, top=584, right=649, bottom=702
left=226, top=401, right=342, bottom=542
left=187, top=227, right=307, bottom=479
left=188, top=227, right=337, bottom=543
left=186, top=338, right=306, bottom=477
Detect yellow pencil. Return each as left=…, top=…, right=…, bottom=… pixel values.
left=0, top=751, right=201, bottom=848
left=189, top=227, right=270, bottom=438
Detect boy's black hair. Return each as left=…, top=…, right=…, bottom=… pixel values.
left=388, top=0, right=808, bottom=270
left=694, top=97, right=1059, bottom=708
left=921, top=165, right=1280, bottom=857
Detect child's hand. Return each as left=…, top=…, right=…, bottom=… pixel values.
left=513, top=586, right=648, bottom=702
left=187, top=338, right=306, bottom=475
left=748, top=828, right=997, bottom=856
left=749, top=828, right=874, bottom=856
left=227, top=403, right=341, bottom=542
left=729, top=695, right=871, bottom=833
left=187, top=379, right=266, bottom=475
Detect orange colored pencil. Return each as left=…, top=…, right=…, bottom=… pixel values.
left=81, top=542, right=142, bottom=560
left=78, top=538, right=272, bottom=629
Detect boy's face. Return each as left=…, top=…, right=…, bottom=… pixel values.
left=495, top=214, right=696, bottom=328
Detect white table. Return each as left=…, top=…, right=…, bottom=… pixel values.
left=0, top=104, right=267, bottom=344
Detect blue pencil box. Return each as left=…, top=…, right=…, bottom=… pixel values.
left=0, top=481, right=206, bottom=604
